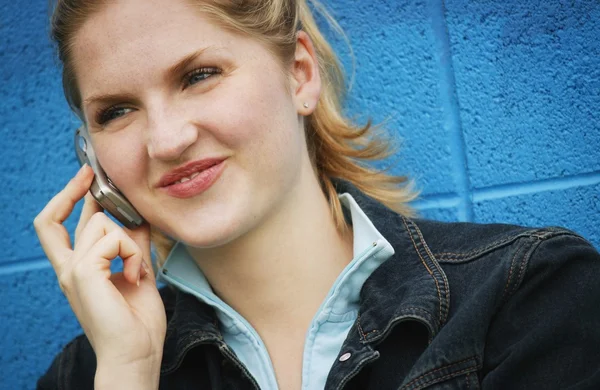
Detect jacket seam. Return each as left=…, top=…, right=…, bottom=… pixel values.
left=433, top=228, right=578, bottom=263
left=410, top=219, right=450, bottom=324
left=161, top=335, right=220, bottom=374
left=434, top=235, right=526, bottom=260
left=501, top=232, right=588, bottom=304
left=412, top=366, right=476, bottom=389
left=501, top=239, right=528, bottom=303
left=402, top=218, right=444, bottom=326
left=357, top=314, right=379, bottom=339
left=333, top=349, right=380, bottom=390
left=359, top=307, right=435, bottom=344
left=508, top=239, right=537, bottom=298
left=400, top=356, right=480, bottom=390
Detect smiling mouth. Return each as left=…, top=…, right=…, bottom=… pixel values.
left=158, top=158, right=225, bottom=187
left=166, top=166, right=214, bottom=186
left=159, top=159, right=226, bottom=198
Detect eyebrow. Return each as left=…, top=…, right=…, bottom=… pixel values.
left=83, top=45, right=218, bottom=107
left=83, top=92, right=139, bottom=107
left=167, top=46, right=216, bottom=77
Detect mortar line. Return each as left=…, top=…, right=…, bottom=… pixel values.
left=412, top=192, right=461, bottom=210
left=1, top=254, right=47, bottom=263
left=473, top=171, right=600, bottom=202
left=0, top=257, right=50, bottom=275
left=430, top=0, right=472, bottom=222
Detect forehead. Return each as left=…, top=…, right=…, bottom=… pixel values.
left=71, top=0, right=245, bottom=96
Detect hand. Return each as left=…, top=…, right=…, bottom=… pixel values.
left=34, top=165, right=167, bottom=374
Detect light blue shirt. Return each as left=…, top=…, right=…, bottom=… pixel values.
left=158, top=193, right=394, bottom=389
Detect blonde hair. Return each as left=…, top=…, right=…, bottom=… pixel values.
left=50, top=0, right=417, bottom=265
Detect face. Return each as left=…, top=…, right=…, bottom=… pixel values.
left=72, top=0, right=317, bottom=247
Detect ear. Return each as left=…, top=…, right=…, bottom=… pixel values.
left=289, top=31, right=321, bottom=116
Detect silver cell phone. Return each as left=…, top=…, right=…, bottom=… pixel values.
left=74, top=126, right=144, bottom=229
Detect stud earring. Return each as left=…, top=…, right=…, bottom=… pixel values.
left=303, top=102, right=309, bottom=108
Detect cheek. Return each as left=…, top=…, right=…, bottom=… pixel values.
left=93, top=134, right=147, bottom=193
left=209, top=72, right=300, bottom=162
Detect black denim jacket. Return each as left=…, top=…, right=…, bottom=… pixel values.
left=38, top=181, right=600, bottom=389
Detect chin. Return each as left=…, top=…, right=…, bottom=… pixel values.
left=155, top=210, right=250, bottom=250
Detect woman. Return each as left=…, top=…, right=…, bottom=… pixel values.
left=35, top=0, right=600, bottom=389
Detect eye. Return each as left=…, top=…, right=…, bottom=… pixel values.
left=95, top=106, right=134, bottom=125
left=184, top=67, right=221, bottom=88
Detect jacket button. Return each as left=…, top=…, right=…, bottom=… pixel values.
left=339, top=352, right=351, bottom=362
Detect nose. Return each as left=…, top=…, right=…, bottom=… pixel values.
left=146, top=106, right=198, bottom=161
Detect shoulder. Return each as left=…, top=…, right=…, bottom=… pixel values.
left=37, top=286, right=177, bottom=390
left=410, top=218, right=590, bottom=263
left=410, top=218, right=599, bottom=301
left=405, top=220, right=600, bottom=386
left=389, top=218, right=600, bottom=329
left=410, top=218, right=598, bottom=272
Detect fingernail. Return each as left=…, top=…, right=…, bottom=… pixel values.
left=141, top=260, right=150, bottom=277
left=76, top=164, right=89, bottom=177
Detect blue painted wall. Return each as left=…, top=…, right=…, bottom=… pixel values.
left=1, top=0, right=598, bottom=387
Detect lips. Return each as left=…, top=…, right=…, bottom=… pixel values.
left=157, top=157, right=227, bottom=198
left=157, top=158, right=226, bottom=188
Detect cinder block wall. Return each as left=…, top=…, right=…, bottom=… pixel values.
left=1, top=0, right=598, bottom=387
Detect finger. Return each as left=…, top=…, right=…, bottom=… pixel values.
left=123, top=223, right=154, bottom=279
left=74, top=192, right=104, bottom=244
left=86, top=229, right=145, bottom=285
left=34, top=165, right=94, bottom=268
left=45, top=165, right=94, bottom=225
left=73, top=211, right=121, bottom=257
left=74, top=213, right=151, bottom=284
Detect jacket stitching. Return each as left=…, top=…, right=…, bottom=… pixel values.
left=359, top=307, right=434, bottom=343
left=402, top=218, right=443, bottom=324
left=434, top=236, right=517, bottom=259
left=433, top=229, right=578, bottom=262
left=411, top=220, right=450, bottom=324
left=404, top=220, right=433, bottom=274
left=508, top=238, right=539, bottom=298
left=501, top=240, right=525, bottom=302
left=357, top=314, right=365, bottom=339
left=511, top=246, right=529, bottom=298
left=162, top=338, right=215, bottom=374
left=400, top=356, right=478, bottom=389
left=333, top=348, right=380, bottom=390
left=402, top=218, right=446, bottom=324
left=357, top=314, right=379, bottom=339
left=401, top=306, right=435, bottom=316
left=500, top=232, right=589, bottom=303
left=412, top=366, right=478, bottom=389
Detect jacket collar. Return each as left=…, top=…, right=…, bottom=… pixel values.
left=332, top=179, right=450, bottom=343
left=159, top=179, right=449, bottom=372
left=160, top=286, right=221, bottom=374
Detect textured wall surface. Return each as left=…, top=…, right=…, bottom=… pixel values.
left=1, top=0, right=598, bottom=387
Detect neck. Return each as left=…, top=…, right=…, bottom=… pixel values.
left=186, top=165, right=353, bottom=335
